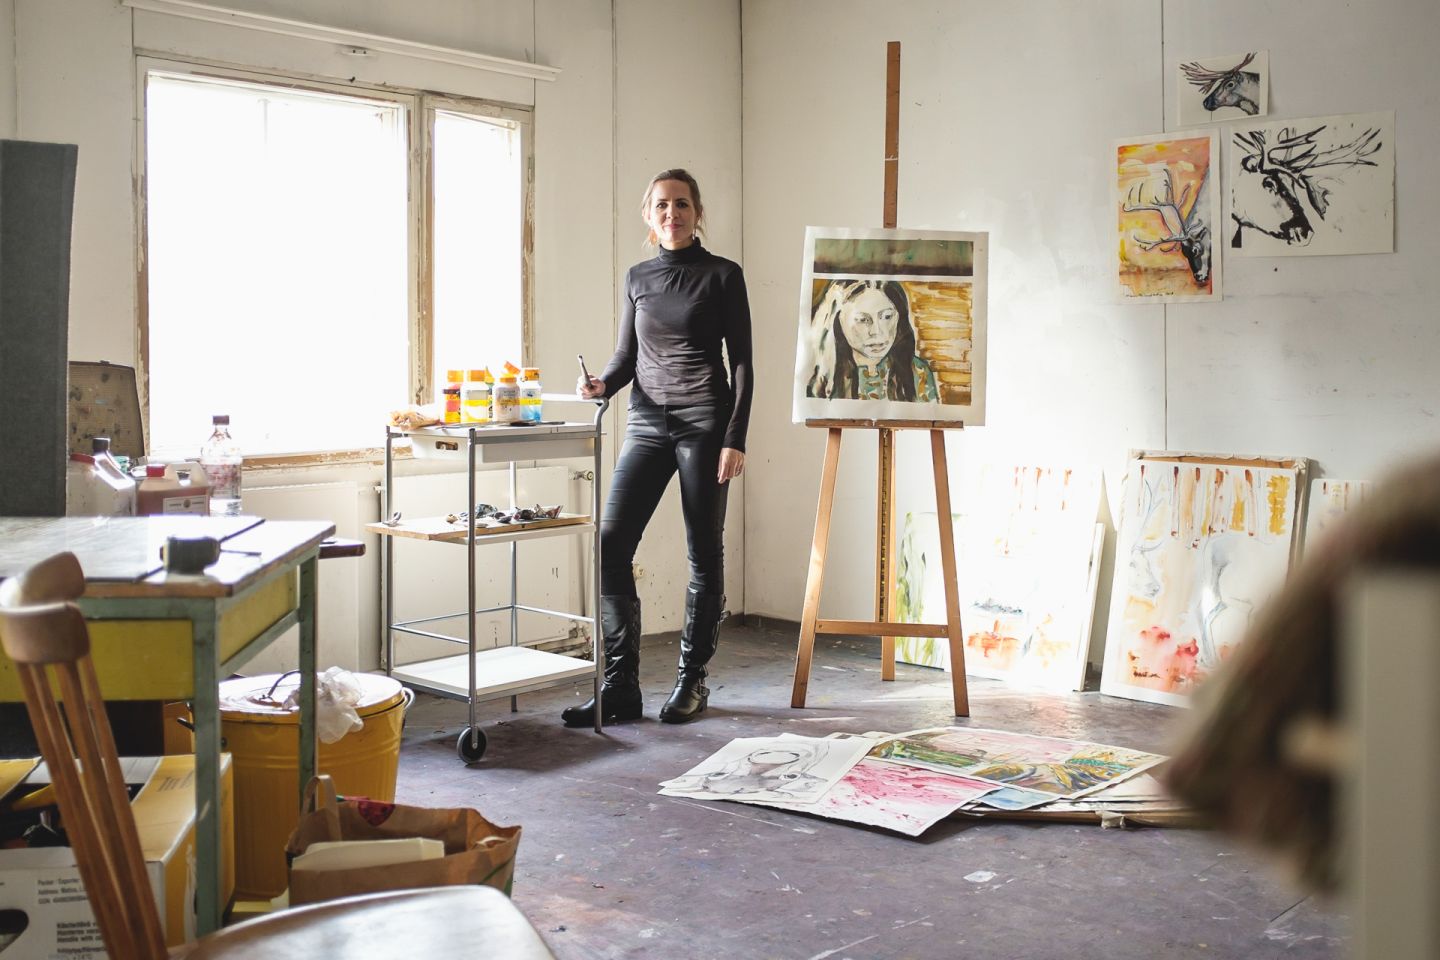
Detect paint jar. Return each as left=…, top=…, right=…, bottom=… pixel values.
left=462, top=369, right=491, bottom=424
left=137, top=462, right=211, bottom=516
left=520, top=368, right=543, bottom=423
left=442, top=369, right=464, bottom=425
left=492, top=373, right=520, bottom=424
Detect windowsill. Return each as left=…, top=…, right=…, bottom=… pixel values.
left=242, top=446, right=403, bottom=472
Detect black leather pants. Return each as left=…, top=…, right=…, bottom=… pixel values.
left=600, top=402, right=730, bottom=597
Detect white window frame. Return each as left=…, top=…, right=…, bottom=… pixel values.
left=134, top=56, right=534, bottom=467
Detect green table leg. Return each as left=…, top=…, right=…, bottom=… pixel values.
left=191, top=606, right=222, bottom=935
left=298, top=556, right=318, bottom=802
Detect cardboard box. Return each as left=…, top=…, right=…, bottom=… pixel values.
left=0, top=754, right=234, bottom=958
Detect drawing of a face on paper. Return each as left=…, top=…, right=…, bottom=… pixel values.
left=793, top=228, right=987, bottom=425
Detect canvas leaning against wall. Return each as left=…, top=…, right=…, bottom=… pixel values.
left=1228, top=110, right=1395, bottom=257
left=792, top=227, right=988, bottom=425
left=1100, top=453, right=1307, bottom=708
left=896, top=466, right=1105, bottom=692
left=1303, top=478, right=1372, bottom=553
left=1115, top=131, right=1221, bottom=303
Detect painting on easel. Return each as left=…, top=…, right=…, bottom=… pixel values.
left=1100, top=452, right=1307, bottom=707
left=792, top=226, right=988, bottom=425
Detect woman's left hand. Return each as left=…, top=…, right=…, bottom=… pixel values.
left=717, top=448, right=745, bottom=483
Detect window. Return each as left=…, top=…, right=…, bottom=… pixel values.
left=141, top=65, right=530, bottom=459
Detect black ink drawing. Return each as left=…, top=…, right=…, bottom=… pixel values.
left=1181, top=53, right=1262, bottom=117
left=664, top=745, right=829, bottom=799
left=1231, top=121, right=1384, bottom=251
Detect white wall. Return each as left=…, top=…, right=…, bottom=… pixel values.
left=0, top=0, right=742, bottom=667
left=740, top=0, right=1440, bottom=629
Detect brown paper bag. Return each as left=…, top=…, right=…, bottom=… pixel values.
left=285, top=776, right=521, bottom=906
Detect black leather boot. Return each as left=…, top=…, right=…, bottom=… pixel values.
left=659, top=590, right=725, bottom=724
left=562, top=595, right=644, bottom=727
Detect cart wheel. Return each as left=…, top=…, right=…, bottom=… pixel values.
left=456, top=727, right=487, bottom=763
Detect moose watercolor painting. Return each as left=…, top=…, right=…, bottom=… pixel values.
left=1177, top=51, right=1269, bottom=126
left=1228, top=110, right=1395, bottom=257
left=1100, top=453, right=1306, bottom=708
left=792, top=227, right=988, bottom=425
left=1116, top=131, right=1221, bottom=302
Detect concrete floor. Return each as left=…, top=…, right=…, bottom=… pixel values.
left=394, top=622, right=1349, bottom=960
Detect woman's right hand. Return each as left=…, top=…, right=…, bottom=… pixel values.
left=577, top=375, right=606, bottom=400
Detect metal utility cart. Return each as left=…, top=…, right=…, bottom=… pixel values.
left=372, top=396, right=607, bottom=762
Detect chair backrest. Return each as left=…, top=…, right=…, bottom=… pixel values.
left=0, top=552, right=169, bottom=959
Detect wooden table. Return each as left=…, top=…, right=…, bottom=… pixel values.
left=0, top=516, right=334, bottom=934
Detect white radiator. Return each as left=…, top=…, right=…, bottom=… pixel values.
left=239, top=480, right=372, bottom=674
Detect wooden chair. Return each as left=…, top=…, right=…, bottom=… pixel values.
left=0, top=552, right=555, bottom=960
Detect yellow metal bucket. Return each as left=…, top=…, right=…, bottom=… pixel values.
left=214, top=672, right=411, bottom=900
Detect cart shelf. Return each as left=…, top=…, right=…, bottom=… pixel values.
left=393, top=646, right=598, bottom=702
left=366, top=514, right=593, bottom=544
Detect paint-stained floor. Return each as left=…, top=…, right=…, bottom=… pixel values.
left=395, top=622, right=1348, bottom=960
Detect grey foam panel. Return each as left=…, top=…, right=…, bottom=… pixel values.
left=0, top=139, right=79, bottom=516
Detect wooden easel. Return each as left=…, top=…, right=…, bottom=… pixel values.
left=790, top=42, right=970, bottom=717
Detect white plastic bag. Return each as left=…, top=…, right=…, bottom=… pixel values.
left=284, top=666, right=366, bottom=744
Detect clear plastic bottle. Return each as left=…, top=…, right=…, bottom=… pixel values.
left=201, top=415, right=243, bottom=517
left=520, top=367, right=543, bottom=423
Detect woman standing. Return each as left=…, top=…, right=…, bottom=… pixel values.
left=562, top=169, right=752, bottom=726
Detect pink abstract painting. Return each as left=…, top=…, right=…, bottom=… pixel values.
left=739, top=758, right=994, bottom=837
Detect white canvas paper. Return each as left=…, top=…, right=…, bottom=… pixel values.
left=792, top=226, right=988, bottom=425
left=1100, top=453, right=1305, bottom=707
left=1228, top=110, right=1395, bottom=257
left=1177, top=51, right=1270, bottom=126
left=658, top=736, right=869, bottom=804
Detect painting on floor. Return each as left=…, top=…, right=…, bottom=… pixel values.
left=870, top=727, right=1164, bottom=799
left=1228, top=110, right=1394, bottom=257
left=657, top=735, right=870, bottom=804
left=1115, top=130, right=1221, bottom=302
left=736, top=753, right=996, bottom=837
left=792, top=227, right=988, bottom=425
left=896, top=466, right=1105, bottom=692
left=1100, top=453, right=1307, bottom=707
left=1303, top=478, right=1372, bottom=553
left=1177, top=51, right=1269, bottom=126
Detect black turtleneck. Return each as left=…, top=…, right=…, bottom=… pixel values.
left=600, top=241, right=753, bottom=451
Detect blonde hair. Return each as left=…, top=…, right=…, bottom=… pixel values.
left=640, top=168, right=705, bottom=247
